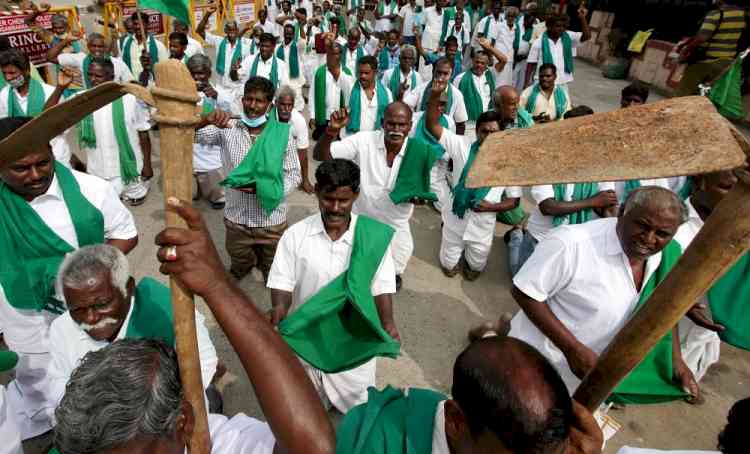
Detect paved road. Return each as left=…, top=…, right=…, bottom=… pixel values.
left=8, top=57, right=750, bottom=453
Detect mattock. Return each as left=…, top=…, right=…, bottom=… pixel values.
left=466, top=95, right=750, bottom=411
left=0, top=60, right=211, bottom=453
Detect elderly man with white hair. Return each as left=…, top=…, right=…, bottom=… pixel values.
left=45, top=244, right=218, bottom=417
left=380, top=44, right=423, bottom=101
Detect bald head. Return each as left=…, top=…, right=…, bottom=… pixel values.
left=493, top=85, right=520, bottom=122
left=384, top=101, right=413, bottom=121
left=449, top=337, right=572, bottom=453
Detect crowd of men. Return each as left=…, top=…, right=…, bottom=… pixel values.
left=0, top=0, right=748, bottom=453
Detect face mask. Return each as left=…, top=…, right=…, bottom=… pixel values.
left=242, top=111, right=268, bottom=128
left=8, top=75, right=24, bottom=89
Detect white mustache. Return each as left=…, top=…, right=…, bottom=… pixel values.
left=386, top=132, right=405, bottom=141
left=78, top=317, right=120, bottom=332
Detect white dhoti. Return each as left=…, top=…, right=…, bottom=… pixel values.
left=513, top=60, right=528, bottom=92
left=430, top=160, right=452, bottom=211
left=679, top=317, right=721, bottom=382
left=302, top=358, right=376, bottom=414
left=390, top=223, right=414, bottom=275
left=0, top=387, right=22, bottom=454
left=289, top=76, right=306, bottom=112
left=5, top=352, right=54, bottom=440
left=493, top=63, right=514, bottom=87
left=439, top=196, right=497, bottom=272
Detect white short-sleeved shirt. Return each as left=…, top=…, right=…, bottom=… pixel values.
left=186, top=36, right=205, bottom=59
left=267, top=213, right=396, bottom=312
left=614, top=177, right=688, bottom=204
left=237, top=54, right=290, bottom=88
left=509, top=217, right=667, bottom=392
left=46, top=300, right=217, bottom=412
left=439, top=130, right=521, bottom=243
left=421, top=6, right=447, bottom=49
left=257, top=18, right=280, bottom=37
left=57, top=52, right=134, bottom=84
left=341, top=38, right=379, bottom=75
left=207, top=413, right=276, bottom=453
left=399, top=4, right=418, bottom=37
left=341, top=84, right=393, bottom=138
left=519, top=84, right=572, bottom=120
left=308, top=66, right=355, bottom=122
left=527, top=31, right=582, bottom=85
left=381, top=67, right=423, bottom=94
left=375, top=0, right=400, bottom=32
left=403, top=82, right=469, bottom=124
left=526, top=182, right=616, bottom=243
left=444, top=22, right=471, bottom=49
left=287, top=109, right=310, bottom=150
left=331, top=130, right=414, bottom=229
left=79, top=93, right=152, bottom=180
left=0, top=170, right=137, bottom=354
left=475, top=15, right=503, bottom=44
left=452, top=71, right=493, bottom=115
left=276, top=42, right=306, bottom=84
left=205, top=32, right=253, bottom=90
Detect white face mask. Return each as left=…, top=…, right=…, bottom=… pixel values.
left=8, top=75, right=24, bottom=89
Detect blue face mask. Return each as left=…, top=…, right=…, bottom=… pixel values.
left=241, top=111, right=268, bottom=128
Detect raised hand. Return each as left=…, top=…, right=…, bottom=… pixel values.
left=327, top=108, right=350, bottom=131
left=57, top=67, right=74, bottom=88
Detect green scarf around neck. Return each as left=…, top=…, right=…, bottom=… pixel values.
left=514, top=23, right=533, bottom=52
left=610, top=240, right=688, bottom=404
left=525, top=83, right=567, bottom=120
left=336, top=386, right=446, bottom=454
left=389, top=137, right=440, bottom=204
left=279, top=215, right=400, bottom=372
left=0, top=162, right=104, bottom=313
left=342, top=46, right=365, bottom=71
left=515, top=109, right=534, bottom=128
left=419, top=81, right=453, bottom=112
left=378, top=46, right=397, bottom=74
left=125, top=277, right=175, bottom=346
left=122, top=35, right=159, bottom=73
left=215, top=36, right=243, bottom=76
left=452, top=141, right=491, bottom=218
left=438, top=6, right=457, bottom=47
left=221, top=108, right=292, bottom=214
left=708, top=252, right=750, bottom=350
left=276, top=41, right=300, bottom=79
left=551, top=183, right=598, bottom=226
left=482, top=15, right=498, bottom=45
left=347, top=80, right=389, bottom=133
left=388, top=68, right=417, bottom=100
left=250, top=53, right=280, bottom=89
left=8, top=78, right=46, bottom=117
left=377, top=0, right=398, bottom=17
left=458, top=70, right=495, bottom=122
left=314, top=64, right=351, bottom=126
left=111, top=97, right=141, bottom=185
left=541, top=31, right=574, bottom=75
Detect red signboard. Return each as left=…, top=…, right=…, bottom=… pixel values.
left=0, top=12, right=55, bottom=66
left=122, top=6, right=165, bottom=36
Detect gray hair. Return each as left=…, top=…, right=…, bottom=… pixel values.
left=622, top=186, right=688, bottom=224
left=400, top=44, right=416, bottom=58
left=275, top=84, right=296, bottom=101
left=57, top=244, right=130, bottom=302
left=187, top=53, right=212, bottom=72
left=54, top=339, right=183, bottom=453
left=492, top=85, right=518, bottom=109
left=87, top=32, right=106, bottom=44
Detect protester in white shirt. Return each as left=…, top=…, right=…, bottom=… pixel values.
left=237, top=33, right=290, bottom=92
left=444, top=15, right=471, bottom=53
left=404, top=57, right=468, bottom=135
left=341, top=56, right=393, bottom=138
left=452, top=50, right=496, bottom=137
left=474, top=2, right=504, bottom=49
left=308, top=42, right=355, bottom=139
left=525, top=8, right=591, bottom=90
left=173, top=19, right=205, bottom=58
left=197, top=8, right=253, bottom=92
left=519, top=63, right=572, bottom=122
left=374, top=0, right=400, bottom=33
left=256, top=7, right=280, bottom=37
left=119, top=12, right=170, bottom=85
left=0, top=116, right=138, bottom=440
left=509, top=187, right=698, bottom=397
left=420, top=0, right=450, bottom=79
left=495, top=7, right=520, bottom=86
left=381, top=44, right=423, bottom=100
left=276, top=23, right=307, bottom=111
left=341, top=27, right=379, bottom=77
left=399, top=0, right=419, bottom=44
left=46, top=32, right=134, bottom=86
left=276, top=84, right=314, bottom=193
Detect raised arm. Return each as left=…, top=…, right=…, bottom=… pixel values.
left=578, top=5, right=591, bottom=42
left=478, top=37, right=508, bottom=72
left=196, top=5, right=216, bottom=40
left=156, top=199, right=335, bottom=454
left=46, top=35, right=76, bottom=64
left=425, top=76, right=446, bottom=140
left=43, top=68, right=73, bottom=109
left=312, top=108, right=349, bottom=161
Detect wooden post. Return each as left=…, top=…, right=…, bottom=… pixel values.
left=150, top=60, right=211, bottom=454
left=573, top=169, right=750, bottom=411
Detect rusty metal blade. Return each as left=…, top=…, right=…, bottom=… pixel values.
left=467, top=96, right=747, bottom=188
left=0, top=82, right=155, bottom=168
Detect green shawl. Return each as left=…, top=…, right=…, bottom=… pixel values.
left=515, top=109, right=534, bottom=128
left=314, top=64, right=351, bottom=126
left=378, top=46, right=398, bottom=73
left=452, top=141, right=490, bottom=218
left=336, top=386, right=446, bottom=454
left=347, top=80, right=389, bottom=134
left=279, top=215, right=400, bottom=372
left=389, top=138, right=440, bottom=204
left=122, top=35, right=159, bottom=74
left=276, top=41, right=300, bottom=79
left=481, top=15, right=498, bottom=45
left=419, top=81, right=453, bottom=112
left=388, top=68, right=417, bottom=100
left=708, top=252, right=750, bottom=350
left=541, top=31, right=574, bottom=75
left=377, top=0, right=398, bottom=17
left=8, top=78, right=46, bottom=117
left=551, top=183, right=598, bottom=226
left=610, top=240, right=688, bottom=404
left=514, top=22, right=533, bottom=52
left=249, top=53, right=280, bottom=89
left=458, top=70, right=495, bottom=122
left=221, top=108, right=292, bottom=215
left=111, top=97, right=141, bottom=185
left=0, top=163, right=104, bottom=313
left=525, top=83, right=567, bottom=120
left=438, top=6, right=456, bottom=47
left=125, top=277, right=175, bottom=346
left=215, top=36, right=244, bottom=76
left=342, top=46, right=365, bottom=71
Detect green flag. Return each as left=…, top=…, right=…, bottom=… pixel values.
left=138, top=2, right=191, bottom=32
left=708, top=56, right=744, bottom=120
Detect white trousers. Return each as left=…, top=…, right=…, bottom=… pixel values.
left=302, top=358, right=376, bottom=414
left=513, top=60, right=528, bottom=92
left=430, top=161, right=452, bottom=211
left=679, top=317, right=721, bottom=382
left=0, top=387, right=22, bottom=454
left=6, top=352, right=54, bottom=440
left=391, top=224, right=414, bottom=275
left=439, top=220, right=492, bottom=271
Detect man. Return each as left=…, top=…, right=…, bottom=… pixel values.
left=275, top=23, right=306, bottom=112
left=520, top=63, right=572, bottom=122
left=374, top=0, right=399, bottom=33
left=350, top=6, right=374, bottom=37
left=398, top=0, right=419, bottom=45
left=0, top=116, right=137, bottom=439
left=168, top=31, right=189, bottom=62
left=404, top=57, right=468, bottom=135
left=54, top=197, right=336, bottom=454
left=118, top=12, right=169, bottom=84
left=188, top=54, right=232, bottom=210
left=509, top=187, right=700, bottom=402
left=525, top=9, right=591, bottom=91
left=46, top=32, right=134, bottom=88
left=343, top=56, right=393, bottom=138
left=425, top=78, right=521, bottom=280
left=342, top=27, right=377, bottom=77
left=267, top=159, right=399, bottom=413
left=443, top=11, right=470, bottom=54
left=53, top=58, right=154, bottom=205
left=475, top=0, right=504, bottom=48
left=338, top=334, right=604, bottom=454
left=0, top=350, right=22, bottom=454
left=381, top=44, right=423, bottom=100
left=620, top=80, right=649, bottom=108
left=309, top=42, right=355, bottom=139
left=495, top=6, right=521, bottom=86
left=173, top=19, right=205, bottom=58
left=514, top=7, right=537, bottom=91
left=276, top=84, right=314, bottom=193
left=25, top=3, right=80, bottom=84
left=453, top=49, right=496, bottom=137
left=0, top=50, right=72, bottom=167
left=197, top=7, right=253, bottom=93
left=416, top=35, right=465, bottom=81
left=256, top=7, right=280, bottom=37
left=493, top=84, right=533, bottom=130
left=376, top=30, right=401, bottom=75
left=676, top=0, right=747, bottom=97
left=197, top=77, right=301, bottom=282
left=419, top=0, right=450, bottom=80
left=48, top=244, right=218, bottom=413
left=237, top=32, right=290, bottom=91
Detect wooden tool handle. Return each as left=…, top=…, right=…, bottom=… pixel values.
left=573, top=169, right=750, bottom=411
left=152, top=60, right=211, bottom=454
